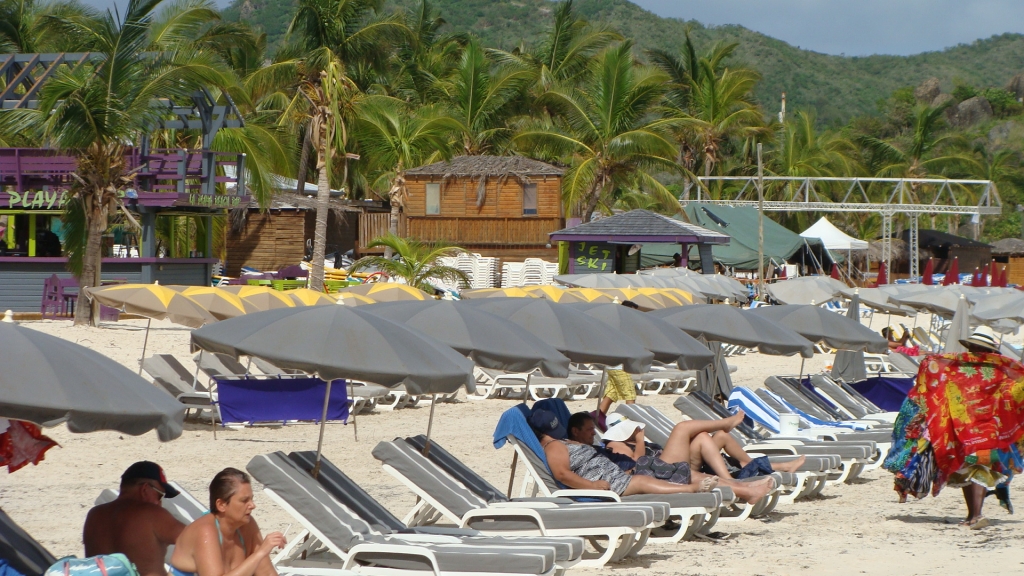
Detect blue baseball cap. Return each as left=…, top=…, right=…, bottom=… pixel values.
left=528, top=409, right=566, bottom=440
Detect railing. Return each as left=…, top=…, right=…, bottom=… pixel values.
left=0, top=147, right=245, bottom=201
left=358, top=212, right=401, bottom=253
left=405, top=217, right=561, bottom=245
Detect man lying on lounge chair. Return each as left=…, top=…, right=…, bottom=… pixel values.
left=532, top=410, right=776, bottom=504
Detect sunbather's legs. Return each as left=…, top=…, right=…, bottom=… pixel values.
left=706, top=431, right=807, bottom=473
left=622, top=474, right=705, bottom=495
left=688, top=432, right=736, bottom=478
left=692, top=470, right=775, bottom=505
left=658, top=412, right=745, bottom=463
left=597, top=396, right=634, bottom=415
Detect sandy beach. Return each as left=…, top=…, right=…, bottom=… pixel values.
left=4, top=317, right=1024, bottom=576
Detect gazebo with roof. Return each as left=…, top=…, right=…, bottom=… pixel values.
left=548, top=209, right=730, bottom=274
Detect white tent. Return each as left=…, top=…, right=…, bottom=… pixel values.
left=800, top=217, right=868, bottom=251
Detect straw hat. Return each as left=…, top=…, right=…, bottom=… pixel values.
left=959, top=326, right=1000, bottom=353
left=602, top=413, right=645, bottom=442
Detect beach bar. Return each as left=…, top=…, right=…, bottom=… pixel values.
left=548, top=209, right=731, bottom=274
left=0, top=147, right=247, bottom=311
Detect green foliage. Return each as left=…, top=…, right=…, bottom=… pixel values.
left=226, top=0, right=1024, bottom=126
left=349, top=233, right=469, bottom=290
left=982, top=87, right=1023, bottom=118
left=952, top=82, right=979, bottom=102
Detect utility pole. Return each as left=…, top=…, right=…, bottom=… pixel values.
left=757, top=143, right=765, bottom=296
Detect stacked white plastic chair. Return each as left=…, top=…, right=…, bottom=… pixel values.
left=500, top=262, right=525, bottom=287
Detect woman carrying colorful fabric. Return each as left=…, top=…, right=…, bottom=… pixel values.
left=883, top=326, right=1024, bottom=529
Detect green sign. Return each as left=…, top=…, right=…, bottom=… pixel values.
left=176, top=193, right=244, bottom=208
left=5, top=190, right=70, bottom=210
left=571, top=241, right=614, bottom=272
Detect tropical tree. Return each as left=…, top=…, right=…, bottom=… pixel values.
left=349, top=233, right=468, bottom=291
left=388, top=0, right=465, bottom=104
left=490, top=0, right=620, bottom=94
left=650, top=33, right=763, bottom=199
left=353, top=96, right=460, bottom=256
left=444, top=40, right=533, bottom=154
left=0, top=0, right=99, bottom=53
left=0, top=0, right=229, bottom=325
left=514, top=41, right=680, bottom=222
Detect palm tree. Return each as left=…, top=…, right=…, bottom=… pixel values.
left=490, top=0, right=620, bottom=93
left=349, top=233, right=468, bottom=291
left=0, top=0, right=99, bottom=53
left=859, top=103, right=977, bottom=232
left=352, top=96, right=460, bottom=256
left=0, top=0, right=229, bottom=325
left=650, top=33, right=763, bottom=199
left=445, top=39, right=532, bottom=155
left=514, top=41, right=680, bottom=222
left=388, top=0, right=465, bottom=104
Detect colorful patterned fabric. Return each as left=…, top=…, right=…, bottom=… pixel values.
left=884, top=352, right=1024, bottom=497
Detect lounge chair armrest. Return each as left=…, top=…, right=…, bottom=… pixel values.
left=489, top=501, right=558, bottom=509
left=862, top=413, right=898, bottom=423
left=346, top=543, right=441, bottom=576
left=459, top=508, right=547, bottom=534
left=550, top=489, right=622, bottom=502
left=510, top=497, right=576, bottom=504
left=744, top=443, right=798, bottom=455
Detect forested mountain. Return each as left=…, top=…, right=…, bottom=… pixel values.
left=223, top=0, right=1024, bottom=125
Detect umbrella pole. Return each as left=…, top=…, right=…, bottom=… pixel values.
left=594, top=368, right=608, bottom=412
left=138, top=318, right=152, bottom=375
left=193, top=351, right=203, bottom=390
left=422, top=394, right=438, bottom=456
left=312, top=378, right=333, bottom=479
left=348, top=382, right=357, bottom=442
left=798, top=357, right=805, bottom=387
left=523, top=373, right=532, bottom=405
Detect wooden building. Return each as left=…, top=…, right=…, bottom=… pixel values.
left=225, top=194, right=381, bottom=276
left=359, top=156, right=565, bottom=259
left=991, top=237, right=1024, bottom=285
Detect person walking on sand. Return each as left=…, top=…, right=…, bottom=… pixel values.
left=83, top=462, right=186, bottom=576
left=169, top=468, right=286, bottom=576
left=884, top=326, right=1024, bottom=529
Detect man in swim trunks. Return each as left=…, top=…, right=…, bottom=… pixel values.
left=83, top=461, right=185, bottom=576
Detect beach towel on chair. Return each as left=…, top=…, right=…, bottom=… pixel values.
left=45, top=555, right=137, bottom=576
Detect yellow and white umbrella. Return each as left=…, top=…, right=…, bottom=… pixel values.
left=563, top=287, right=616, bottom=303
left=221, top=285, right=297, bottom=311
left=520, top=285, right=590, bottom=303
left=337, top=283, right=432, bottom=302
left=288, top=288, right=338, bottom=307
left=167, top=286, right=257, bottom=319
left=85, top=284, right=217, bottom=373
left=461, top=287, right=538, bottom=299
left=335, top=292, right=377, bottom=307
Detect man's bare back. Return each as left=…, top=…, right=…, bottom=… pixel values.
left=84, top=498, right=183, bottom=576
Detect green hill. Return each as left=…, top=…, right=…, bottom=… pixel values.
left=223, top=0, right=1024, bottom=125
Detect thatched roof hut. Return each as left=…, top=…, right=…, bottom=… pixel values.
left=992, top=237, right=1024, bottom=256
left=405, top=155, right=564, bottom=181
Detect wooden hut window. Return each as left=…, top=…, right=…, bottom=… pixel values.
left=426, top=183, right=441, bottom=215
left=522, top=183, right=538, bottom=215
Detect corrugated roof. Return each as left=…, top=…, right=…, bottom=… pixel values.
left=549, top=209, right=730, bottom=242
left=405, top=155, right=564, bottom=177
left=992, top=237, right=1024, bottom=255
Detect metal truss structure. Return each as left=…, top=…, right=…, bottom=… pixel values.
left=688, top=176, right=1002, bottom=281
left=0, top=52, right=243, bottom=145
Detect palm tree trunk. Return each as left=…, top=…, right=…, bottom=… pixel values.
left=75, top=201, right=106, bottom=326
left=309, top=145, right=331, bottom=292
left=386, top=180, right=401, bottom=260
left=581, top=177, right=604, bottom=223
left=295, top=122, right=312, bottom=196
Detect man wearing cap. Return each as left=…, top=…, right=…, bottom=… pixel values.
left=885, top=326, right=1024, bottom=530
left=83, top=461, right=186, bottom=576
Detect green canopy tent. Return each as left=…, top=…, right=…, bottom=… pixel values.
left=643, top=204, right=827, bottom=271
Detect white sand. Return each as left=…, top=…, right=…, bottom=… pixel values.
left=4, top=317, right=1024, bottom=576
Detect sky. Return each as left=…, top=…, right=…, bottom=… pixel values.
left=79, top=0, right=1024, bottom=57
left=632, top=0, right=1024, bottom=56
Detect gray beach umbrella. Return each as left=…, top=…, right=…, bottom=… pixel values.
left=554, top=274, right=636, bottom=288
left=460, top=298, right=654, bottom=373
left=361, top=300, right=571, bottom=377
left=942, top=294, right=972, bottom=353
left=190, top=306, right=475, bottom=394
left=649, top=304, right=815, bottom=358
left=750, top=305, right=889, bottom=353
left=838, top=287, right=915, bottom=316
left=565, top=302, right=715, bottom=369
left=832, top=293, right=868, bottom=382
left=766, top=278, right=837, bottom=305
left=0, top=323, right=185, bottom=441
left=893, top=287, right=964, bottom=317
left=972, top=291, right=1024, bottom=324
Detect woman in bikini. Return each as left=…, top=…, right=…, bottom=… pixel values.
left=169, top=468, right=286, bottom=576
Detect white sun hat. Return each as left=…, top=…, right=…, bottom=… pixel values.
left=602, top=412, right=645, bottom=442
